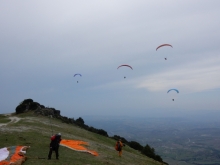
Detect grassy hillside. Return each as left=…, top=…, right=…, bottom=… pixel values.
left=0, top=112, right=163, bottom=165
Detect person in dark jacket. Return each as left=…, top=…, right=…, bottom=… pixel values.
left=48, top=133, right=62, bottom=160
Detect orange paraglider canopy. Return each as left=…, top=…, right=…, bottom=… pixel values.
left=60, top=140, right=98, bottom=156
left=0, top=146, right=29, bottom=165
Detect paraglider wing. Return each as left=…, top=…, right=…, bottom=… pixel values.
left=74, top=74, right=82, bottom=77
left=117, top=65, right=133, bottom=70
left=156, top=44, right=173, bottom=51
left=167, top=89, right=179, bottom=93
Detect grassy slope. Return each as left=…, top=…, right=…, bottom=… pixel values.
left=0, top=112, right=162, bottom=165
left=0, top=115, right=11, bottom=123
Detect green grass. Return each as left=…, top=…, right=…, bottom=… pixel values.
left=0, top=112, right=162, bottom=165
left=0, top=115, right=11, bottom=123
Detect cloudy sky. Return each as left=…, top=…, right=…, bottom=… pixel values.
left=1, top=0, right=220, bottom=118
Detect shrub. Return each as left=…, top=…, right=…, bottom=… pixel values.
left=154, top=155, right=163, bottom=162
left=141, top=144, right=155, bottom=159
left=97, top=129, right=108, bottom=137
left=75, top=117, right=84, bottom=126
left=112, top=135, right=128, bottom=144
left=128, top=141, right=143, bottom=151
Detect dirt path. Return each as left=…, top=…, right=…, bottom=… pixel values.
left=0, top=115, right=21, bottom=127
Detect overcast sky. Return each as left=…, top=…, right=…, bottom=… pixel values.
left=1, top=0, right=220, bottom=119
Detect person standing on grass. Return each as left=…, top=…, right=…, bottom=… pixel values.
left=115, top=139, right=125, bottom=157
left=48, top=133, right=62, bottom=160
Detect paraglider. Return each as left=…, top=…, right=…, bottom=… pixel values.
left=117, top=65, right=133, bottom=70
left=167, top=89, right=179, bottom=93
left=74, top=74, right=82, bottom=83
left=167, top=89, right=179, bottom=101
left=156, top=44, right=173, bottom=51
left=74, top=74, right=82, bottom=77
left=117, top=65, right=133, bottom=79
left=156, top=44, right=173, bottom=60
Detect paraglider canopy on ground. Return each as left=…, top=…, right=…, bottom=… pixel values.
left=0, top=146, right=30, bottom=165
left=60, top=140, right=98, bottom=156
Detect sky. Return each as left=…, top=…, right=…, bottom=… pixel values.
left=1, top=0, right=220, bottom=119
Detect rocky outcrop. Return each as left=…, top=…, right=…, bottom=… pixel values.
left=15, top=99, right=60, bottom=116
left=34, top=108, right=60, bottom=116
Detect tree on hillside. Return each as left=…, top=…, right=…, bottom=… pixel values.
left=112, top=135, right=128, bottom=144
left=154, top=155, right=163, bottom=162
left=76, top=117, right=84, bottom=126
left=128, top=141, right=143, bottom=151
left=141, top=144, right=155, bottom=158
left=96, top=129, right=108, bottom=137
left=141, top=144, right=163, bottom=162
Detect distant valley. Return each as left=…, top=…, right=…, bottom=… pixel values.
left=83, top=114, right=220, bottom=165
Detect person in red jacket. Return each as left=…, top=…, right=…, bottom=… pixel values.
left=48, top=133, right=62, bottom=160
